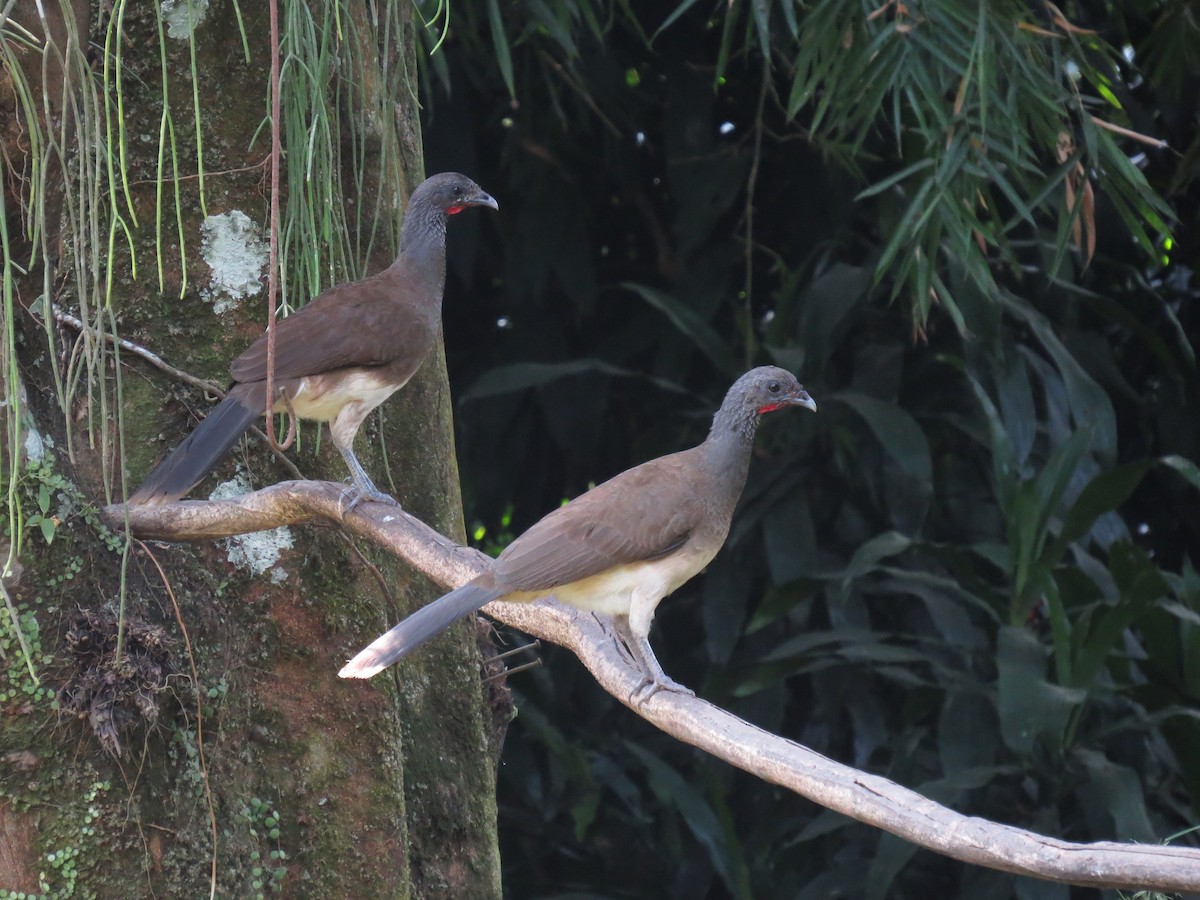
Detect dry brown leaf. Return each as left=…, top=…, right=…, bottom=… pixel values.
left=867, top=1, right=893, bottom=23
left=1044, top=2, right=1098, bottom=34
left=1055, top=132, right=1097, bottom=269
left=1016, top=21, right=1063, bottom=38
left=1090, top=115, right=1169, bottom=149
left=1081, top=179, right=1096, bottom=268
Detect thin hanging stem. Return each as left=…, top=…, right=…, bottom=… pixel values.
left=264, top=0, right=295, bottom=452
left=742, top=51, right=772, bottom=369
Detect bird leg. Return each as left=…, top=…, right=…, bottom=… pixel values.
left=591, top=613, right=640, bottom=668
left=611, top=617, right=694, bottom=706
left=337, top=445, right=401, bottom=510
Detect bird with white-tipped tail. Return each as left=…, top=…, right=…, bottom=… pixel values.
left=340, top=366, right=816, bottom=702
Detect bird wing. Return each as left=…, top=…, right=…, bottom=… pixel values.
left=491, top=449, right=706, bottom=592
left=230, top=272, right=435, bottom=383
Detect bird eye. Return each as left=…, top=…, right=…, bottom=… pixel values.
left=768, top=381, right=781, bottom=393
left=452, top=184, right=463, bottom=196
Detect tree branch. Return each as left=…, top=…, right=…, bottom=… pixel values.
left=109, top=482, right=1200, bottom=893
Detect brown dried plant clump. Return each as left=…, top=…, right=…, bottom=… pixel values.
left=57, top=608, right=179, bottom=756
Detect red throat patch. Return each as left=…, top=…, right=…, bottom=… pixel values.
left=446, top=205, right=465, bottom=216
left=758, top=402, right=785, bottom=414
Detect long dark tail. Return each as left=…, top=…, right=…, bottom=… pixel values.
left=128, top=384, right=263, bottom=505
left=339, top=578, right=503, bottom=678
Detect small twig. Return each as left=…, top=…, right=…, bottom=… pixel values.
left=484, top=658, right=542, bottom=682
left=48, top=304, right=306, bottom=482
left=50, top=304, right=220, bottom=395
left=494, top=640, right=540, bottom=663
left=1089, top=115, right=1169, bottom=150
left=536, top=48, right=623, bottom=140
left=337, top=531, right=398, bottom=614
left=741, top=54, right=772, bottom=369
left=126, top=159, right=269, bottom=189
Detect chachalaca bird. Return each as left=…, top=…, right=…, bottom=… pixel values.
left=129, top=172, right=498, bottom=507
left=339, top=366, right=817, bottom=701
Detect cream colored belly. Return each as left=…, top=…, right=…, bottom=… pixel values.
left=504, top=549, right=712, bottom=619
left=282, top=371, right=402, bottom=423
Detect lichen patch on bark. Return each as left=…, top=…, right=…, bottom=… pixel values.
left=199, top=210, right=267, bottom=314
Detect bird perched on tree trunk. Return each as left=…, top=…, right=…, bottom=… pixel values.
left=129, top=172, right=498, bottom=507
left=340, top=366, right=817, bottom=702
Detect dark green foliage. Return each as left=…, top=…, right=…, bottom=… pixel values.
left=418, top=0, right=1199, bottom=895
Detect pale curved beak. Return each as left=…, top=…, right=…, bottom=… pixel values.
left=790, top=389, right=817, bottom=412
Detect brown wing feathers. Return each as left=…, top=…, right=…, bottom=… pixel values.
left=491, top=453, right=702, bottom=592
left=230, top=276, right=435, bottom=383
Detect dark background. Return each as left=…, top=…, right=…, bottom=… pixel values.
left=420, top=2, right=1198, bottom=896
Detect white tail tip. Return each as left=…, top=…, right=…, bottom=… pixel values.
left=338, top=657, right=384, bottom=679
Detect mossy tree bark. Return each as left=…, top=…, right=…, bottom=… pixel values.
left=0, top=3, right=501, bottom=897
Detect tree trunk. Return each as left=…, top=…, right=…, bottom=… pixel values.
left=0, top=3, right=501, bottom=897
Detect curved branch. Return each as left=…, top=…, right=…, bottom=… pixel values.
left=110, top=482, right=1200, bottom=893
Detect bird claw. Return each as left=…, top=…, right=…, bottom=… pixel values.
left=630, top=674, right=695, bottom=708
left=339, top=484, right=402, bottom=515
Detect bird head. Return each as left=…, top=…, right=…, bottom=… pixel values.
left=415, top=172, right=500, bottom=217
left=733, top=366, right=817, bottom=416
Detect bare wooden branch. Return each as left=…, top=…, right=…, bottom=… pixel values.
left=110, top=482, right=1200, bottom=893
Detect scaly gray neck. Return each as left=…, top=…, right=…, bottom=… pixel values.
left=700, top=391, right=761, bottom=507
left=389, top=196, right=448, bottom=309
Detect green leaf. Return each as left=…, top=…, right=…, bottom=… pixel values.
left=834, top=392, right=932, bottom=530
left=761, top=627, right=865, bottom=663
left=750, top=0, right=770, bottom=60
left=882, top=565, right=1000, bottom=620
left=994, top=350, right=1036, bottom=470
left=626, top=743, right=752, bottom=899
left=965, top=370, right=1019, bottom=504
left=866, top=832, right=919, bottom=900
left=651, top=0, right=704, bottom=43
left=875, top=175, right=936, bottom=277
left=795, top=263, right=872, bottom=372
left=996, top=626, right=1082, bottom=756
left=1161, top=454, right=1200, bottom=492
left=527, top=0, right=577, bottom=57
left=1075, top=749, right=1156, bottom=842
left=762, top=491, right=817, bottom=586
left=621, top=283, right=739, bottom=375
left=1069, top=593, right=1155, bottom=690
left=938, top=690, right=998, bottom=775
left=485, top=0, right=515, bottom=98
left=1012, top=428, right=1093, bottom=611
left=836, top=531, right=912, bottom=602
left=1055, top=461, right=1151, bottom=551
left=702, top=553, right=752, bottom=666
left=854, top=158, right=936, bottom=201
left=1002, top=294, right=1117, bottom=462
left=462, top=359, right=687, bottom=403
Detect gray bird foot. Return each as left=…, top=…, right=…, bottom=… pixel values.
left=630, top=673, right=695, bottom=708
left=340, top=483, right=402, bottom=514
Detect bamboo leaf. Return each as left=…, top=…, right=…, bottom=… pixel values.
left=854, top=158, right=936, bottom=201
left=486, top=0, right=515, bottom=98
